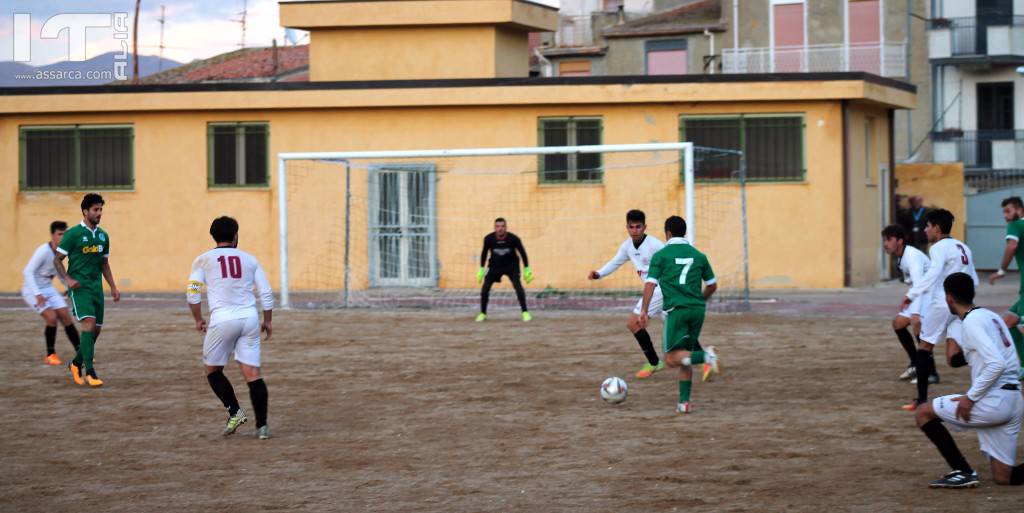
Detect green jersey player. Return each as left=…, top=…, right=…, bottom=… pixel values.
left=639, top=216, right=720, bottom=414
left=54, top=193, right=121, bottom=387
left=988, top=196, right=1024, bottom=378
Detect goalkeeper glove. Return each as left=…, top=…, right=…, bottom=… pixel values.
left=523, top=266, right=534, bottom=284
left=477, top=267, right=486, bottom=284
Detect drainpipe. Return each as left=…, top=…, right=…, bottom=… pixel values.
left=704, top=28, right=716, bottom=74
left=730, top=0, right=738, bottom=72
left=534, top=47, right=553, bottom=77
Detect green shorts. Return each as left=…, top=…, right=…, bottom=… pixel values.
left=1011, top=297, right=1024, bottom=324
left=69, top=286, right=105, bottom=326
left=663, top=307, right=705, bottom=353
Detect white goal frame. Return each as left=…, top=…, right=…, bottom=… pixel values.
left=277, top=142, right=695, bottom=309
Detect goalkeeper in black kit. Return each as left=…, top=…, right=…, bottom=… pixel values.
left=476, top=217, right=533, bottom=322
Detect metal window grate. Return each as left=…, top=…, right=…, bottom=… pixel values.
left=21, top=126, right=133, bottom=190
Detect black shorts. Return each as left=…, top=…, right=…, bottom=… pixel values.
left=486, top=266, right=520, bottom=283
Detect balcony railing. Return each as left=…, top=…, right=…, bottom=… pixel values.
left=932, top=130, right=1024, bottom=169
left=928, top=15, right=1024, bottom=56
left=722, top=42, right=907, bottom=77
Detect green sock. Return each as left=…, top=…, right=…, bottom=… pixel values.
left=678, top=380, right=693, bottom=403
left=1010, top=326, right=1024, bottom=366
left=79, top=331, right=95, bottom=371
left=685, top=351, right=706, bottom=365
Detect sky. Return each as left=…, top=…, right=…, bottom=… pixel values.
left=0, top=1, right=563, bottom=66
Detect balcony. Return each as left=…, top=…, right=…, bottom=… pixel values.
left=932, top=130, right=1024, bottom=170
left=928, top=16, right=1024, bottom=61
left=721, top=42, right=907, bottom=77
left=554, top=14, right=596, bottom=47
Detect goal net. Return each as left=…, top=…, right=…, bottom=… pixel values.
left=278, top=143, right=749, bottom=312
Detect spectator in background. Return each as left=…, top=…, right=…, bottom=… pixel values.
left=905, top=196, right=929, bottom=249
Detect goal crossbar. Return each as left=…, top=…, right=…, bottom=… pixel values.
left=277, top=142, right=695, bottom=308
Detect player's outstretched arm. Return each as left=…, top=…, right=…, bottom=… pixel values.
left=592, top=243, right=629, bottom=280
left=907, top=245, right=945, bottom=302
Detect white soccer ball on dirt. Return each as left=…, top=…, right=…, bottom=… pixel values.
left=600, top=376, right=628, bottom=404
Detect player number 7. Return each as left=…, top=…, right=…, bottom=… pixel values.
left=676, top=258, right=694, bottom=285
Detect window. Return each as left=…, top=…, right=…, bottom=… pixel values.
left=645, top=40, right=688, bottom=75
left=208, top=122, right=269, bottom=187
left=848, top=0, right=881, bottom=74
left=771, top=0, right=805, bottom=72
left=539, top=117, right=603, bottom=183
left=559, top=60, right=592, bottom=77
left=680, top=115, right=805, bottom=181
left=20, top=125, right=133, bottom=190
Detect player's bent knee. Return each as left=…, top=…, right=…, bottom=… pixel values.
left=914, top=402, right=936, bottom=427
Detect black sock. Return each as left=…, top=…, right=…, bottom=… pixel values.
left=247, top=379, right=269, bottom=428
left=64, top=325, right=80, bottom=350
left=920, top=418, right=972, bottom=473
left=44, top=326, right=57, bottom=355
left=206, top=370, right=240, bottom=415
left=1011, top=464, right=1024, bottom=485
left=633, top=329, right=660, bottom=366
left=895, top=327, right=916, bottom=366
left=915, top=349, right=935, bottom=404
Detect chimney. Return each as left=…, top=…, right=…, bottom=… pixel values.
left=280, top=0, right=559, bottom=82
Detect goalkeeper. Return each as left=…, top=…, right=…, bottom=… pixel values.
left=476, top=217, right=533, bottom=322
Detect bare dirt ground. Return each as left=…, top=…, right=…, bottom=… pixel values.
left=2, top=286, right=1024, bottom=512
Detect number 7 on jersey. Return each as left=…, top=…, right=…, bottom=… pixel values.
left=676, top=258, right=694, bottom=284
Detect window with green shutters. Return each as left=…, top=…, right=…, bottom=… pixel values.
left=680, top=115, right=805, bottom=182
left=208, top=122, right=269, bottom=187
left=20, top=125, right=134, bottom=190
left=538, top=117, right=603, bottom=183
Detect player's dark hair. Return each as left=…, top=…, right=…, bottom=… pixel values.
left=925, top=209, right=954, bottom=234
left=881, top=224, right=906, bottom=241
left=943, top=272, right=975, bottom=306
left=1002, top=196, right=1024, bottom=209
left=210, top=216, right=239, bottom=243
left=494, top=217, right=506, bottom=224
left=626, top=210, right=646, bottom=224
left=80, top=193, right=104, bottom=211
left=49, top=221, right=67, bottom=234
left=664, top=216, right=687, bottom=238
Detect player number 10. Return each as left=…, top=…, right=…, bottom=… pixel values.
left=675, top=258, right=694, bottom=284
left=217, top=255, right=242, bottom=279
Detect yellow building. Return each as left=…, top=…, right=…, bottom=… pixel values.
left=0, top=0, right=915, bottom=296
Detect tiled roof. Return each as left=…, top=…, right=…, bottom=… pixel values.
left=136, top=45, right=309, bottom=84
left=602, top=0, right=724, bottom=38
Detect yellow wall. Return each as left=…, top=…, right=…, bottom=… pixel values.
left=844, top=103, right=891, bottom=286
left=895, top=162, right=966, bottom=241
left=310, top=26, right=532, bottom=81
left=1, top=100, right=856, bottom=293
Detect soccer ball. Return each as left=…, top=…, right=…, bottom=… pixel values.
left=600, top=376, right=628, bottom=404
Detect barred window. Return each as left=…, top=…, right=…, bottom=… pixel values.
left=20, top=125, right=133, bottom=190
left=208, top=122, right=269, bottom=187
left=539, top=117, right=603, bottom=183
left=681, top=115, right=805, bottom=181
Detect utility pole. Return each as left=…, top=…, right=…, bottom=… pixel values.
left=132, top=0, right=141, bottom=84
left=236, top=0, right=248, bottom=48
left=158, top=5, right=165, bottom=71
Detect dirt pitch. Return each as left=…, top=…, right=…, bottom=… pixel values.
left=2, top=298, right=1023, bottom=512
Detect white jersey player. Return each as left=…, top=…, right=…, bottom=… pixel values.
left=21, top=221, right=80, bottom=365
left=589, top=210, right=680, bottom=380
left=913, top=272, right=1023, bottom=488
left=883, top=225, right=930, bottom=380
left=187, top=216, right=273, bottom=440
left=901, top=209, right=979, bottom=410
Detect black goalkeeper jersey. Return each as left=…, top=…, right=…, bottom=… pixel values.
left=480, top=232, right=529, bottom=270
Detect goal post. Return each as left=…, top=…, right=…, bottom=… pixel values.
left=276, top=142, right=747, bottom=311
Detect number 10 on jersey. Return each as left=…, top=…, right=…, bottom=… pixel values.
left=218, top=255, right=242, bottom=279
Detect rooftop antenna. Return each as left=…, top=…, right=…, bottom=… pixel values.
left=132, top=0, right=141, bottom=84
left=158, top=5, right=165, bottom=71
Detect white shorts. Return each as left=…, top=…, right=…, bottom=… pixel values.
left=920, top=303, right=956, bottom=345
left=632, top=286, right=666, bottom=319
left=21, top=287, right=67, bottom=314
left=203, top=316, right=261, bottom=367
left=932, top=389, right=1024, bottom=466
left=898, top=296, right=923, bottom=319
